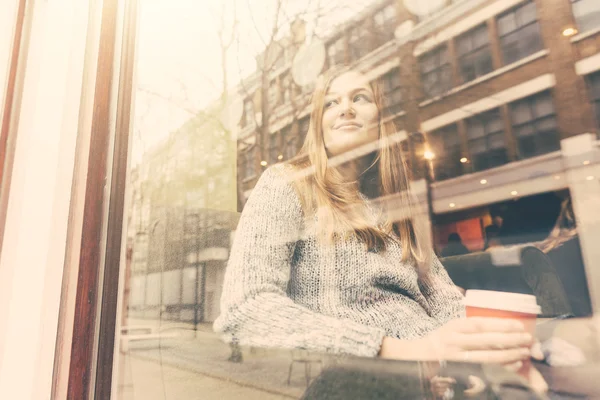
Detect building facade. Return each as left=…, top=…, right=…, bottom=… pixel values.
left=235, top=0, right=600, bottom=252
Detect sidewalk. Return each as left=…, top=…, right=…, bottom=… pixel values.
left=116, top=321, right=324, bottom=399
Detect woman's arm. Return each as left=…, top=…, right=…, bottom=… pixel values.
left=419, top=255, right=466, bottom=323
left=214, top=165, right=386, bottom=357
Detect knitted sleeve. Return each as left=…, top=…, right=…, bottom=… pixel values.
left=420, top=255, right=466, bottom=323
left=213, top=165, right=386, bottom=357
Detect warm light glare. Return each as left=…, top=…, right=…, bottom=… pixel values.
left=480, top=179, right=487, bottom=185
left=260, top=160, right=268, bottom=166
left=277, top=154, right=283, bottom=160
left=424, top=150, right=435, bottom=160
left=562, top=27, right=578, bottom=37
left=583, top=160, right=590, bottom=165
left=449, top=203, right=456, bottom=208
left=460, top=157, right=468, bottom=163
left=554, top=175, right=561, bottom=180
left=587, top=176, right=595, bottom=181
left=511, top=191, right=518, bottom=196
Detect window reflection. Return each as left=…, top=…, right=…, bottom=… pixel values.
left=114, top=0, right=600, bottom=399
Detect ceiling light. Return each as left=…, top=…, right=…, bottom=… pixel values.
left=586, top=176, right=595, bottom=181
left=449, top=203, right=456, bottom=208
left=511, top=191, right=518, bottom=196
left=424, top=150, right=435, bottom=160
left=583, top=160, right=590, bottom=165
left=460, top=157, right=468, bottom=163
left=480, top=179, right=488, bottom=185
left=562, top=27, right=578, bottom=37
left=260, top=160, right=268, bottom=167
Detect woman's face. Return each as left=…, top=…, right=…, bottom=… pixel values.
left=321, top=71, right=380, bottom=157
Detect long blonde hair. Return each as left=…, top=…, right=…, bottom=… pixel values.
left=288, top=67, right=432, bottom=276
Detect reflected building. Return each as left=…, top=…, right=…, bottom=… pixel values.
left=127, top=113, right=238, bottom=324
left=235, top=0, right=600, bottom=256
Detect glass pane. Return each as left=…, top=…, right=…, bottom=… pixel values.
left=572, top=0, right=600, bottom=32
left=534, top=93, right=555, bottom=117
left=109, top=2, right=600, bottom=400
left=511, top=101, right=533, bottom=125
left=517, top=1, right=537, bottom=26
left=497, top=11, right=517, bottom=36
left=519, top=22, right=543, bottom=58
left=466, top=119, right=485, bottom=139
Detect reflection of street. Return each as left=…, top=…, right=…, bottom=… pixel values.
left=117, top=356, right=289, bottom=400
left=116, top=321, right=315, bottom=399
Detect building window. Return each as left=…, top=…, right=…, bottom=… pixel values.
left=419, top=45, right=452, bottom=99
left=242, top=99, right=254, bottom=128
left=242, top=146, right=255, bottom=180
left=349, top=25, right=371, bottom=62
left=497, top=1, right=543, bottom=65
left=466, top=109, right=508, bottom=171
left=327, top=36, right=345, bottom=67
left=586, top=71, right=600, bottom=134
left=268, top=132, right=281, bottom=164
left=510, top=91, right=560, bottom=159
left=456, top=24, right=493, bottom=83
left=428, top=124, right=463, bottom=181
left=373, top=4, right=396, bottom=45
left=380, top=68, right=402, bottom=116
left=570, top=0, right=600, bottom=33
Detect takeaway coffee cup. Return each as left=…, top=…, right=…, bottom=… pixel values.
left=463, top=290, right=541, bottom=378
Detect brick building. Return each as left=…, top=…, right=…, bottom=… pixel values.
left=235, top=0, right=600, bottom=252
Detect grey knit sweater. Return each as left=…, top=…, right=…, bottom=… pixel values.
left=214, top=164, right=464, bottom=358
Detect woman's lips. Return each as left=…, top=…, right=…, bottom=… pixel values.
left=335, top=122, right=362, bottom=130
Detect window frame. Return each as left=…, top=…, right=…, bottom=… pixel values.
left=455, top=23, right=493, bottom=83
left=465, top=108, right=508, bottom=172
left=428, top=124, right=464, bottom=181
left=509, top=91, right=560, bottom=159
left=570, top=0, right=600, bottom=34
left=419, top=44, right=453, bottom=99
left=496, top=1, right=544, bottom=66
left=380, top=68, right=403, bottom=116
left=585, top=71, right=600, bottom=134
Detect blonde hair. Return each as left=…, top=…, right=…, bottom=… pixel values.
left=288, top=67, right=432, bottom=276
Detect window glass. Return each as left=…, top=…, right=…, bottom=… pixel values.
left=428, top=124, right=464, bottom=180
left=586, top=71, right=600, bottom=133
left=510, top=91, right=560, bottom=159
left=466, top=109, right=508, bottom=171
left=497, top=1, right=543, bottom=65
left=571, top=0, right=600, bottom=33
left=109, top=1, right=600, bottom=399
left=380, top=67, right=403, bottom=116
left=419, top=45, right=452, bottom=98
left=456, top=24, right=493, bottom=83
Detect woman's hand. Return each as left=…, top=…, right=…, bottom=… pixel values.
left=421, top=317, right=534, bottom=365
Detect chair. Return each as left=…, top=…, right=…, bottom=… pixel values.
left=441, top=245, right=572, bottom=318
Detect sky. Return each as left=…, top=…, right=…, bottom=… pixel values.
left=132, top=0, right=377, bottom=163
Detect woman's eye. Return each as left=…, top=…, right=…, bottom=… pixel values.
left=325, top=99, right=338, bottom=108
left=354, top=94, right=370, bottom=102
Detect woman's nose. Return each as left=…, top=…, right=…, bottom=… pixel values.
left=339, top=99, right=356, bottom=117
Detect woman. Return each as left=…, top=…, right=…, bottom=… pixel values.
left=214, top=67, right=539, bottom=373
